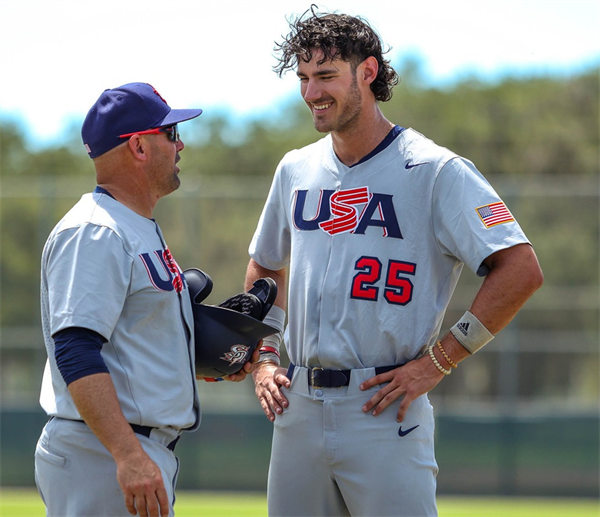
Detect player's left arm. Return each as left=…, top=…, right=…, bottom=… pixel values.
left=361, top=243, right=543, bottom=421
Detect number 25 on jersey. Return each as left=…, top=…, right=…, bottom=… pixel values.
left=351, top=256, right=416, bottom=305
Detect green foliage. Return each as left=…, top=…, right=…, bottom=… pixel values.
left=384, top=70, right=599, bottom=177
left=182, top=66, right=600, bottom=179
left=1, top=70, right=598, bottom=323
left=1, top=68, right=597, bottom=181
left=0, top=122, right=93, bottom=178
left=0, top=198, right=43, bottom=326
left=0, top=69, right=598, bottom=398
left=181, top=100, right=316, bottom=177
left=0, top=122, right=28, bottom=175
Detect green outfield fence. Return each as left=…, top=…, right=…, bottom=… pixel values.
left=1, top=408, right=598, bottom=497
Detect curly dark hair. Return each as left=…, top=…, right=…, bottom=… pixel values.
left=274, top=5, right=399, bottom=102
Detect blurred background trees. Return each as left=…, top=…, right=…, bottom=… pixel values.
left=1, top=65, right=598, bottom=494
left=2, top=66, right=597, bottom=328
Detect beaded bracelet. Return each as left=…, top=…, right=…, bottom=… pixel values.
left=427, top=345, right=452, bottom=375
left=436, top=341, right=458, bottom=368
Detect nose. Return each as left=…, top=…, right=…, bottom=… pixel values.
left=302, top=79, right=321, bottom=103
left=176, top=138, right=184, bottom=151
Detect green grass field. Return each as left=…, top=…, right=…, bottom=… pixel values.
left=1, top=489, right=598, bottom=516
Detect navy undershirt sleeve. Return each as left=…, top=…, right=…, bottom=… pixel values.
left=53, top=327, right=109, bottom=386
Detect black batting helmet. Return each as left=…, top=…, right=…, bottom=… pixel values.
left=184, top=269, right=278, bottom=379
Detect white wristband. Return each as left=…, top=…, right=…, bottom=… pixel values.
left=450, top=310, right=494, bottom=354
left=263, top=305, right=285, bottom=333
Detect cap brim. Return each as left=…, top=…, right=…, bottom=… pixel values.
left=160, top=108, right=203, bottom=126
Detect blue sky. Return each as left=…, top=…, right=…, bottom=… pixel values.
left=1, top=0, right=598, bottom=147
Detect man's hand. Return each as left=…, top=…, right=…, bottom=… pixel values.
left=116, top=448, right=169, bottom=517
left=252, top=362, right=290, bottom=421
left=360, top=355, right=444, bottom=422
left=225, top=346, right=261, bottom=382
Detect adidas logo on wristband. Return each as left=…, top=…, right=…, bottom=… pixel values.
left=456, top=322, right=470, bottom=336
left=450, top=311, right=494, bottom=354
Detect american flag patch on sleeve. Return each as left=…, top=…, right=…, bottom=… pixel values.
left=475, top=201, right=515, bottom=228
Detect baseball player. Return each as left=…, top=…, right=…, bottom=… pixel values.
left=34, top=82, right=253, bottom=517
left=246, top=8, right=543, bottom=517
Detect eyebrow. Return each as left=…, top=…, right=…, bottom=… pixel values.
left=296, top=68, right=340, bottom=78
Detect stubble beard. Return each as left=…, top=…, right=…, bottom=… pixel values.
left=313, top=74, right=362, bottom=134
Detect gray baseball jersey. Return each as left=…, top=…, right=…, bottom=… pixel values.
left=39, top=189, right=200, bottom=430
left=250, top=127, right=530, bottom=516
left=250, top=127, right=530, bottom=368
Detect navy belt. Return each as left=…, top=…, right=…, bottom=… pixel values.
left=56, top=418, right=180, bottom=451
left=287, top=363, right=399, bottom=388
left=130, top=423, right=180, bottom=451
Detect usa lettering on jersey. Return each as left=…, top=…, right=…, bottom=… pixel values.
left=319, top=187, right=370, bottom=235
left=293, top=187, right=403, bottom=238
left=139, top=248, right=185, bottom=293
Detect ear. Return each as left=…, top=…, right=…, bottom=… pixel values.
left=359, top=56, right=379, bottom=86
left=126, top=135, right=149, bottom=161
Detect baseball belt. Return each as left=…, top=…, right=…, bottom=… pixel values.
left=53, top=417, right=180, bottom=451
left=287, top=363, right=400, bottom=388
left=130, top=423, right=180, bottom=451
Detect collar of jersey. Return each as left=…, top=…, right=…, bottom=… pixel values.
left=349, top=125, right=405, bottom=168
left=94, top=185, right=116, bottom=199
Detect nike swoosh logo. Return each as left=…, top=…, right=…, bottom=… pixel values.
left=398, top=424, right=419, bottom=437
left=405, top=162, right=430, bottom=169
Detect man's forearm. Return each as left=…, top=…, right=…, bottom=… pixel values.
left=470, top=243, right=543, bottom=334
left=68, top=372, right=142, bottom=461
left=245, top=259, right=287, bottom=310
left=439, top=243, right=543, bottom=365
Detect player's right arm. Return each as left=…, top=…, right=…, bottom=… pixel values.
left=68, top=372, right=169, bottom=517
left=54, top=327, right=168, bottom=517
left=245, top=258, right=290, bottom=422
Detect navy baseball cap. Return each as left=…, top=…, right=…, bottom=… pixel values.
left=81, top=82, right=203, bottom=158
